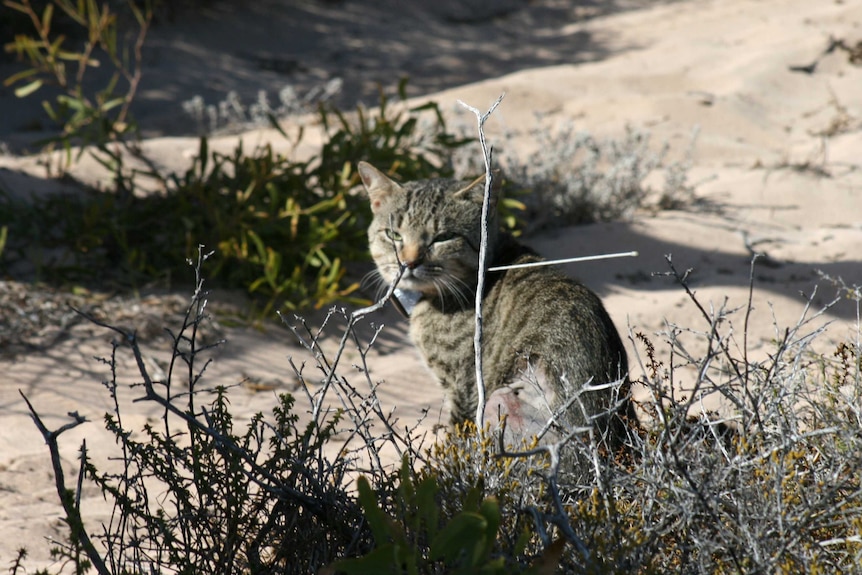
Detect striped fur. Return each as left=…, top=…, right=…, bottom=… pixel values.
left=359, top=162, right=633, bottom=446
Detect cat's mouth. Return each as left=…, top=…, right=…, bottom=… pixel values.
left=390, top=270, right=426, bottom=317
left=396, top=272, right=434, bottom=293
left=385, top=262, right=476, bottom=305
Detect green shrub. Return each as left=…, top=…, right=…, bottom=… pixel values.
left=3, top=2, right=478, bottom=315
left=14, top=251, right=862, bottom=575
left=0, top=85, right=470, bottom=314
left=335, top=454, right=547, bottom=575
left=3, top=0, right=152, bottom=165
left=17, top=253, right=377, bottom=574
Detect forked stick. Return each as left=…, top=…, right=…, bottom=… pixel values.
left=458, top=93, right=505, bottom=428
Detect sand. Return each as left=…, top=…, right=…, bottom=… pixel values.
left=1, top=0, right=861, bottom=568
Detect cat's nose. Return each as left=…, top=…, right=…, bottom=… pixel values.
left=402, top=253, right=423, bottom=270
left=401, top=245, right=424, bottom=269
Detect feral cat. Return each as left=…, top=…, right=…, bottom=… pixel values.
left=358, top=161, right=633, bottom=448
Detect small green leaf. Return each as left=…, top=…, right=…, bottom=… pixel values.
left=98, top=97, right=124, bottom=112
left=415, top=476, right=440, bottom=540
left=478, top=497, right=502, bottom=560
left=331, top=544, right=399, bottom=575
left=430, top=512, right=487, bottom=564
left=14, top=79, right=43, bottom=98
left=245, top=229, right=266, bottom=259
left=502, top=198, right=527, bottom=211
left=54, top=50, right=83, bottom=62
left=4, top=2, right=30, bottom=16
left=398, top=454, right=415, bottom=508
left=56, top=94, right=85, bottom=111
left=42, top=3, right=54, bottom=36
left=3, top=67, right=39, bottom=87
left=264, top=248, right=281, bottom=287
left=356, top=476, right=391, bottom=544
left=129, top=0, right=147, bottom=26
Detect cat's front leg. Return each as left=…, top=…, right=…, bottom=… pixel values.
left=446, top=372, right=480, bottom=427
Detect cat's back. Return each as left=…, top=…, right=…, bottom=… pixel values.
left=484, top=237, right=628, bottom=388
left=412, top=234, right=628, bottom=392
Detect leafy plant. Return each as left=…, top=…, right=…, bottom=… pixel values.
left=3, top=0, right=152, bottom=167
left=18, top=251, right=377, bottom=574
left=334, top=455, right=540, bottom=575
left=316, top=78, right=470, bottom=187
left=0, top=83, right=470, bottom=314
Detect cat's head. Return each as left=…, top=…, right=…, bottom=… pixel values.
left=358, top=161, right=499, bottom=304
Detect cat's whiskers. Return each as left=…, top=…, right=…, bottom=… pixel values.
left=430, top=280, right=447, bottom=313
left=429, top=272, right=472, bottom=310
left=360, top=269, right=390, bottom=301
left=446, top=272, right=474, bottom=303
left=442, top=274, right=472, bottom=308
left=360, top=268, right=383, bottom=290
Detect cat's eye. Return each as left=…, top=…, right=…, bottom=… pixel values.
left=384, top=229, right=402, bottom=242
left=433, top=231, right=458, bottom=243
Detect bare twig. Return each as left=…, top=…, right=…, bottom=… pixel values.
left=18, top=392, right=111, bottom=575
left=496, top=419, right=593, bottom=565
left=458, top=93, right=504, bottom=427
left=280, top=264, right=406, bottom=425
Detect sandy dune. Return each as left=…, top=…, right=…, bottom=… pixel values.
left=1, top=0, right=861, bottom=568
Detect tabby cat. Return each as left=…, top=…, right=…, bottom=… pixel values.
left=358, top=161, right=632, bottom=447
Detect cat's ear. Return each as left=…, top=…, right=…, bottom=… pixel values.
left=453, top=170, right=502, bottom=207
left=357, top=161, right=403, bottom=213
